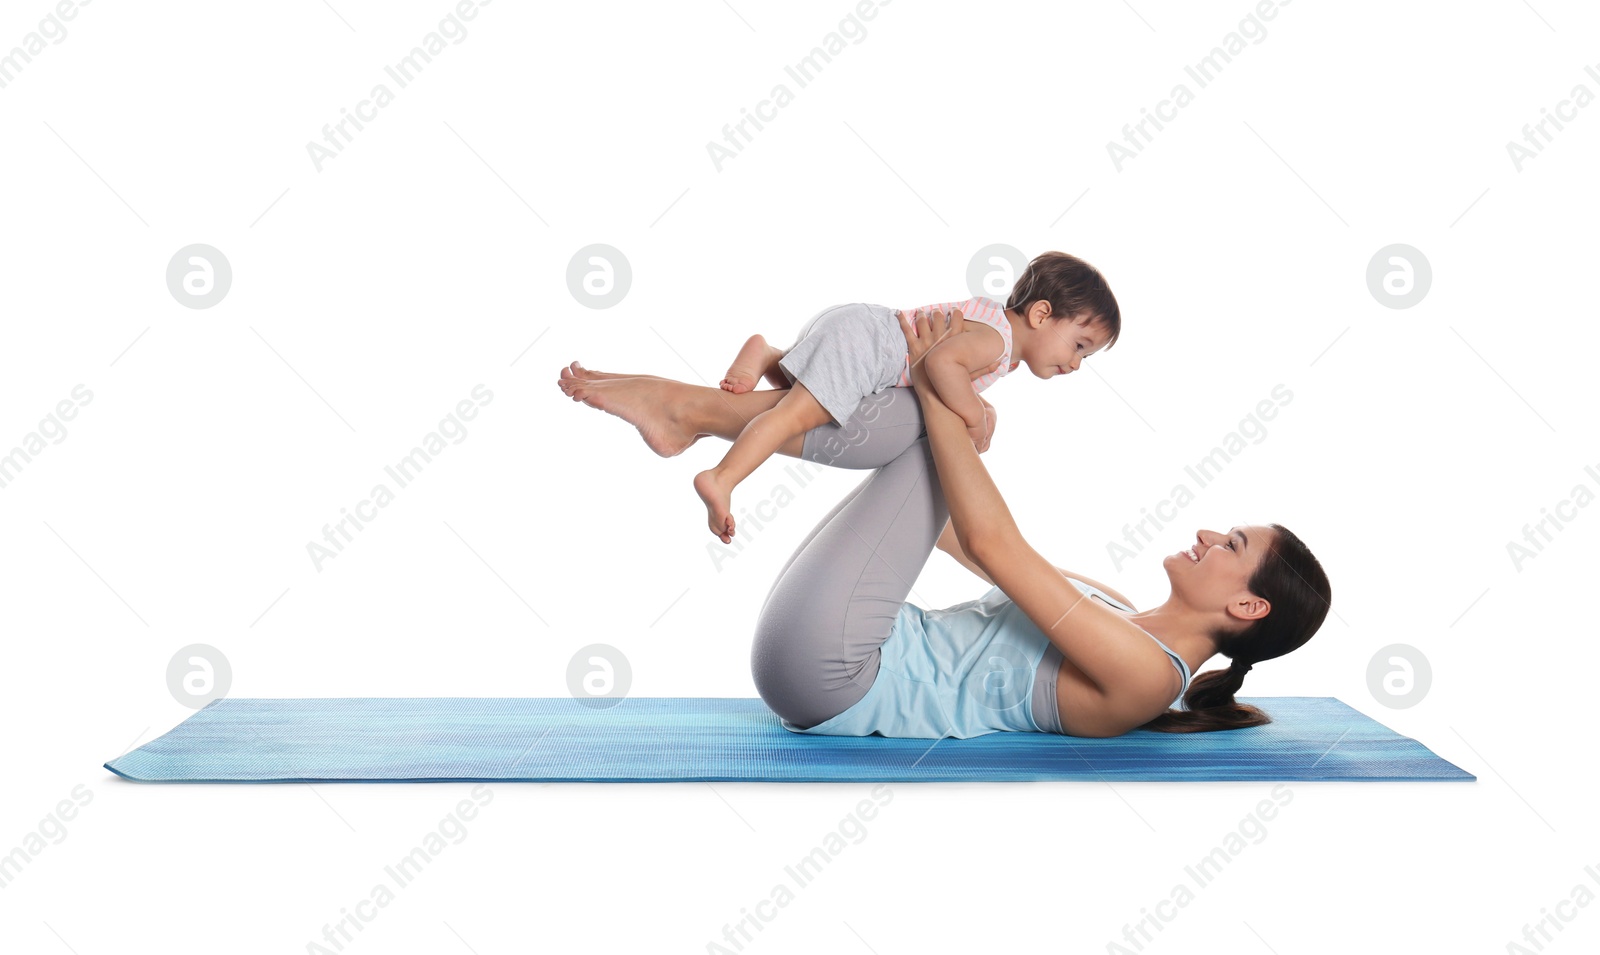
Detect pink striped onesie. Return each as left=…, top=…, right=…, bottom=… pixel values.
left=776, top=296, right=1019, bottom=429
left=894, top=296, right=1018, bottom=391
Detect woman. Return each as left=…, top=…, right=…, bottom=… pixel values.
left=557, top=308, right=1332, bottom=738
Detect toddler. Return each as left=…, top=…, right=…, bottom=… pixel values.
left=695, top=251, right=1121, bottom=543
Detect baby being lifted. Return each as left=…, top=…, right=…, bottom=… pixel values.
left=694, top=251, right=1121, bottom=543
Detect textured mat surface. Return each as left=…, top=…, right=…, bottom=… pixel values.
left=104, top=696, right=1474, bottom=783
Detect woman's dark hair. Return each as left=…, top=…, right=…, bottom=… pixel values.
left=1004, top=251, right=1121, bottom=349
left=1140, top=523, right=1331, bottom=733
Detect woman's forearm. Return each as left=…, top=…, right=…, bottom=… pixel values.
left=910, top=374, right=1023, bottom=564
left=936, top=518, right=996, bottom=585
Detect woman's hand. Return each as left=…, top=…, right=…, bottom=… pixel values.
left=895, top=306, right=962, bottom=386
left=896, top=306, right=1001, bottom=385
left=895, top=307, right=999, bottom=452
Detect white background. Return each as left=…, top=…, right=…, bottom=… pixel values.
left=2, top=0, right=1597, bottom=952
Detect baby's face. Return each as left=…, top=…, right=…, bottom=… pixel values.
left=1024, top=314, right=1111, bottom=379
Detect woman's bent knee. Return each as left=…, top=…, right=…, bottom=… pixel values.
left=751, top=617, right=878, bottom=728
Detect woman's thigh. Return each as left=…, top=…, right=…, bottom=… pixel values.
left=798, top=385, right=926, bottom=470
left=761, top=387, right=926, bottom=599
left=777, top=303, right=905, bottom=430
left=751, top=390, right=949, bottom=728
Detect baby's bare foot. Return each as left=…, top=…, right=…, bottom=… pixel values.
left=694, top=469, right=736, bottom=543
left=557, top=375, right=703, bottom=457
left=721, top=335, right=776, bottom=394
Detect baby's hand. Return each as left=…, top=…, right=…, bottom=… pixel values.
left=966, top=419, right=989, bottom=453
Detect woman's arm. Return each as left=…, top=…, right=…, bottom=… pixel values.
left=899, top=309, right=1028, bottom=566
left=937, top=516, right=1131, bottom=607
left=935, top=518, right=994, bottom=585
left=897, top=308, right=1175, bottom=736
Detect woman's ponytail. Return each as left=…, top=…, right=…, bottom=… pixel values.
left=1139, top=662, right=1268, bottom=733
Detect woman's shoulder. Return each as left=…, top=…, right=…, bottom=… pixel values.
left=984, top=578, right=1136, bottom=620
left=1053, top=572, right=1137, bottom=612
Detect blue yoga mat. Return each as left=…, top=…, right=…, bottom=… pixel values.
left=105, top=696, right=1473, bottom=783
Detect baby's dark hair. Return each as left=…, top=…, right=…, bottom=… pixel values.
left=1004, top=251, right=1121, bottom=349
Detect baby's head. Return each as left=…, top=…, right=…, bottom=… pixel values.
left=1004, top=252, right=1121, bottom=379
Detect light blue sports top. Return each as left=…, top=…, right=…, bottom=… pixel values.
left=781, top=578, right=1193, bottom=739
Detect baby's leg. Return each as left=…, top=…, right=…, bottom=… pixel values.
left=694, top=382, right=834, bottom=542
left=720, top=334, right=788, bottom=394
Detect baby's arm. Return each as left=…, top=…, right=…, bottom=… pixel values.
left=921, top=323, right=1004, bottom=432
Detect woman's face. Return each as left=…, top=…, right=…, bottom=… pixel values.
left=1164, top=524, right=1275, bottom=625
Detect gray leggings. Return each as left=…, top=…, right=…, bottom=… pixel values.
left=750, top=387, right=1064, bottom=733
